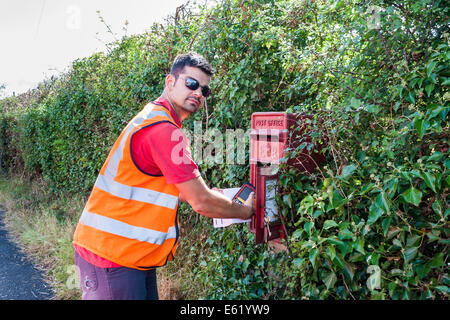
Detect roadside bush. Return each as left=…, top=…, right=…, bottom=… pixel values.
left=187, top=0, right=449, bottom=300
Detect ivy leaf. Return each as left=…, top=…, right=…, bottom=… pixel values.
left=432, top=200, right=442, bottom=215
left=421, top=172, right=437, bottom=193
left=323, top=220, right=339, bottom=230
left=386, top=177, right=399, bottom=196
left=368, top=202, right=384, bottom=225
left=404, top=246, right=418, bottom=263
left=364, top=104, right=380, bottom=114
left=338, top=228, right=354, bottom=240
left=427, top=151, right=443, bottom=162
left=352, top=237, right=365, bottom=254
left=293, top=258, right=304, bottom=268
left=291, top=229, right=303, bottom=240
left=426, top=104, right=446, bottom=121
left=326, top=244, right=336, bottom=261
left=444, top=158, right=450, bottom=169
left=435, top=286, right=449, bottom=294
left=334, top=254, right=354, bottom=280
left=323, top=271, right=337, bottom=290
left=425, top=83, right=435, bottom=97
left=376, top=192, right=390, bottom=213
left=329, top=190, right=347, bottom=209
left=399, top=170, right=413, bottom=184
left=401, top=187, right=423, bottom=206
left=426, top=60, right=437, bottom=78
left=415, top=262, right=432, bottom=279
left=414, top=117, right=429, bottom=138
left=428, top=252, right=445, bottom=269
left=360, top=182, right=375, bottom=196
left=350, top=97, right=362, bottom=109
left=406, top=92, right=415, bottom=104
left=283, top=194, right=293, bottom=208
left=398, top=85, right=405, bottom=98
left=426, top=230, right=440, bottom=243
left=304, top=221, right=314, bottom=236
left=309, top=248, right=319, bottom=268
left=406, top=234, right=421, bottom=247
left=328, top=236, right=345, bottom=248
left=382, top=217, right=391, bottom=237
left=338, top=163, right=357, bottom=180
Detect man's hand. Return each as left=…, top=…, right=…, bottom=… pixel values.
left=212, top=187, right=254, bottom=219
left=244, top=191, right=256, bottom=217
left=176, top=177, right=254, bottom=220
left=212, top=187, right=223, bottom=194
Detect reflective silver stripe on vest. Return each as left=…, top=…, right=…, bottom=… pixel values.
left=106, top=107, right=172, bottom=178
left=93, top=104, right=178, bottom=209
left=80, top=209, right=177, bottom=245
left=95, top=174, right=178, bottom=209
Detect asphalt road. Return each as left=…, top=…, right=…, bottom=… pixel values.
left=0, top=210, right=54, bottom=300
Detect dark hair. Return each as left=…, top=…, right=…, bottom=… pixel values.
left=170, top=52, right=213, bottom=77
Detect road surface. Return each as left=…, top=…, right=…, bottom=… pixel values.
left=0, top=210, right=54, bottom=300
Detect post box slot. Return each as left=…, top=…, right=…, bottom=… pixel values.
left=250, top=129, right=288, bottom=137
left=256, top=161, right=272, bottom=168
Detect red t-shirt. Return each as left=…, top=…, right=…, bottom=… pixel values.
left=74, top=97, right=200, bottom=267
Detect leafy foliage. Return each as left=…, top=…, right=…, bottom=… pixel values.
left=0, top=0, right=448, bottom=299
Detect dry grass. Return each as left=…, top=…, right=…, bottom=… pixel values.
left=157, top=211, right=206, bottom=300
left=157, top=269, right=185, bottom=300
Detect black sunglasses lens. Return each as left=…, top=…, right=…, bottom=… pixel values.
left=202, top=86, right=210, bottom=97
left=185, top=77, right=211, bottom=97
left=185, top=78, right=199, bottom=91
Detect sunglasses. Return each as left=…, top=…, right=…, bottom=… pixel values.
left=176, top=75, right=211, bottom=98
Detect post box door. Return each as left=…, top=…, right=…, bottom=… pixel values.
left=254, top=166, right=285, bottom=244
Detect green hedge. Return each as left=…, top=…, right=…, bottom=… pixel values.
left=0, top=0, right=448, bottom=299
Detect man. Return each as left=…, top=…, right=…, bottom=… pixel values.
left=72, top=52, right=254, bottom=300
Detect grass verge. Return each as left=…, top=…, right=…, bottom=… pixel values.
left=0, top=174, right=83, bottom=299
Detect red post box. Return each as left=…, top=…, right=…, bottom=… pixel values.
left=249, top=112, right=325, bottom=244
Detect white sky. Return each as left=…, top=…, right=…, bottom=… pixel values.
left=0, top=0, right=194, bottom=97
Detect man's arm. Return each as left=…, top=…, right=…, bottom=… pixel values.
left=176, top=176, right=254, bottom=220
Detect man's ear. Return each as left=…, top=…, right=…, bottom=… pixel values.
left=165, top=74, right=176, bottom=91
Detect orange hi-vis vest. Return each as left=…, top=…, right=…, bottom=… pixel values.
left=73, top=102, right=181, bottom=270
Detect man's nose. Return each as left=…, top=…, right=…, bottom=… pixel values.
left=191, top=88, right=203, bottom=99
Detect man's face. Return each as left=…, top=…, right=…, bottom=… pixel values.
left=166, top=66, right=211, bottom=121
